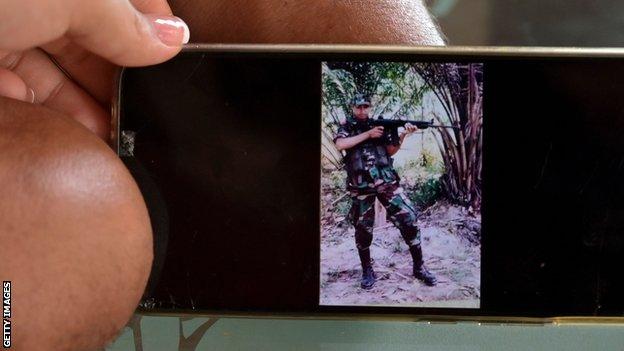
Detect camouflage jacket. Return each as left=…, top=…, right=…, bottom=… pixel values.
left=334, top=117, right=399, bottom=192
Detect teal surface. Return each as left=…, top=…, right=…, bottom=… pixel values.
left=108, top=316, right=624, bottom=351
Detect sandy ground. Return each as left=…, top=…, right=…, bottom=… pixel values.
left=320, top=202, right=480, bottom=308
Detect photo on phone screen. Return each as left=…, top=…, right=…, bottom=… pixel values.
left=320, top=61, right=483, bottom=308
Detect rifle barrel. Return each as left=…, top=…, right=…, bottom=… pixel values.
left=429, top=125, right=460, bottom=129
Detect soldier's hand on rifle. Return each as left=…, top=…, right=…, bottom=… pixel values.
left=402, top=123, right=419, bottom=135
left=368, top=126, right=385, bottom=139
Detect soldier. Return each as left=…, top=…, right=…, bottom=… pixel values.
left=334, top=93, right=437, bottom=290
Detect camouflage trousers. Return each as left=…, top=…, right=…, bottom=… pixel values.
left=349, top=183, right=421, bottom=250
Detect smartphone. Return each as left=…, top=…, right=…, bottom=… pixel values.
left=114, top=45, right=624, bottom=323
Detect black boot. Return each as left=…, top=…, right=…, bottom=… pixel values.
left=409, top=244, right=437, bottom=286
left=358, top=248, right=376, bottom=289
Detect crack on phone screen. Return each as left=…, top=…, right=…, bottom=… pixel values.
left=120, top=130, right=136, bottom=157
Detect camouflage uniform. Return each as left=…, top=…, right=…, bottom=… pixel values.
left=334, top=117, right=421, bottom=250
left=334, top=113, right=436, bottom=289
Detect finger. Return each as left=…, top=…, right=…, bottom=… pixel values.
left=39, top=40, right=116, bottom=106
left=4, top=49, right=110, bottom=139
left=131, top=0, right=173, bottom=14
left=0, top=68, right=34, bottom=103
left=40, top=0, right=175, bottom=105
left=1, top=0, right=189, bottom=67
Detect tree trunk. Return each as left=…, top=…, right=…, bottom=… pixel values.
left=411, top=63, right=483, bottom=209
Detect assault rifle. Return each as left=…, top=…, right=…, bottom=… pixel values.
left=369, top=117, right=459, bottom=145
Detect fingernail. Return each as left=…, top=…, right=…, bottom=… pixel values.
left=26, top=88, right=35, bottom=104
left=148, top=15, right=190, bottom=46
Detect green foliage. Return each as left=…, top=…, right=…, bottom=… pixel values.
left=421, top=149, right=444, bottom=174
left=321, top=62, right=431, bottom=129
left=411, top=63, right=484, bottom=209
left=322, top=64, right=357, bottom=129
left=410, top=178, right=442, bottom=208
left=395, top=158, right=444, bottom=209
left=328, top=169, right=347, bottom=189
left=394, top=157, right=444, bottom=184
left=335, top=200, right=351, bottom=217
left=322, top=169, right=351, bottom=217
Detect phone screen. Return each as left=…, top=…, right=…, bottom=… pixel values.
left=118, top=49, right=624, bottom=318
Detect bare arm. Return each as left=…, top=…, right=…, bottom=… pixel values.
left=336, top=126, right=385, bottom=151
left=335, top=131, right=370, bottom=151
left=386, top=136, right=405, bottom=156
left=386, top=124, right=419, bottom=156
left=169, top=0, right=445, bottom=45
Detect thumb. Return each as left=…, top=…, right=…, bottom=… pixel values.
left=0, top=0, right=189, bottom=67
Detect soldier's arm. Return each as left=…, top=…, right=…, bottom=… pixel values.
left=336, top=126, right=386, bottom=150
left=386, top=133, right=408, bottom=156
left=335, top=131, right=372, bottom=151
left=387, top=144, right=401, bottom=156
left=386, top=123, right=419, bottom=155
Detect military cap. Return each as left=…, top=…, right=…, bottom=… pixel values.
left=351, top=93, right=371, bottom=106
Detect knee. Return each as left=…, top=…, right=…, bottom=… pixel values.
left=398, top=211, right=418, bottom=229
left=0, top=98, right=152, bottom=350
left=170, top=0, right=444, bottom=45
left=389, top=203, right=419, bottom=230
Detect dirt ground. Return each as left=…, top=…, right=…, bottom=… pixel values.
left=320, top=201, right=481, bottom=308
